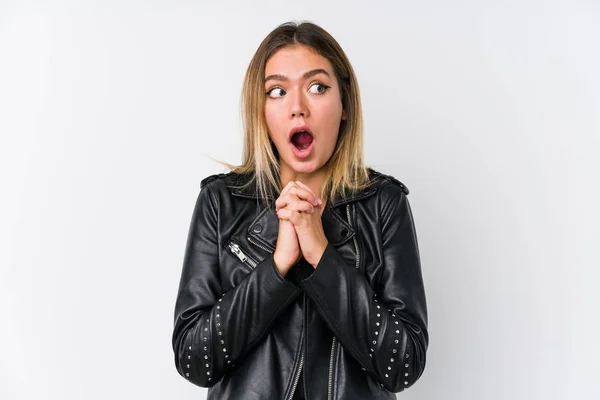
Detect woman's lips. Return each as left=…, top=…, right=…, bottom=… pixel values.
left=290, top=138, right=314, bottom=159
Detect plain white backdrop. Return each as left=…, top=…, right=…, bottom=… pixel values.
left=1, top=1, right=598, bottom=399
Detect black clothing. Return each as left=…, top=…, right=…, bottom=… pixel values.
left=172, top=168, right=429, bottom=399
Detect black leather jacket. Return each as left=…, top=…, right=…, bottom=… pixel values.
left=172, top=168, right=428, bottom=399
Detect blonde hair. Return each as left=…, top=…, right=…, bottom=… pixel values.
left=212, top=20, right=374, bottom=207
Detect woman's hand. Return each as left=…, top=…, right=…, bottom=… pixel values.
left=273, top=181, right=321, bottom=276
left=275, top=181, right=329, bottom=268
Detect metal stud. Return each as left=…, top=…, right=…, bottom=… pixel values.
left=220, top=340, right=224, bottom=344
left=395, top=330, right=400, bottom=334
left=405, top=363, right=409, bottom=367
left=223, top=348, right=227, bottom=352
left=376, top=322, right=380, bottom=326
left=375, top=331, right=379, bottom=335
left=216, top=314, right=220, bottom=318
left=395, top=339, right=399, bottom=344
left=390, top=358, right=394, bottom=362
left=377, top=313, right=380, bottom=317
left=204, top=355, right=208, bottom=359
left=393, top=349, right=397, bottom=353
left=188, top=355, right=191, bottom=359
left=405, top=372, right=409, bottom=376
left=405, top=353, right=409, bottom=358
left=385, top=374, right=389, bottom=378
left=189, top=346, right=192, bottom=350
left=372, top=341, right=376, bottom=345
left=206, top=363, right=209, bottom=367
left=187, top=364, right=189, bottom=368
left=186, top=373, right=189, bottom=377
left=404, top=381, right=408, bottom=385
left=207, top=372, right=210, bottom=376
left=395, top=321, right=399, bottom=325
left=388, top=366, right=391, bottom=370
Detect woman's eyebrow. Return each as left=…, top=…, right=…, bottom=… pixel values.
left=265, top=68, right=330, bottom=83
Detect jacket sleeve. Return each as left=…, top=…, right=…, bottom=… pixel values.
left=295, top=183, right=428, bottom=392
left=172, top=181, right=302, bottom=387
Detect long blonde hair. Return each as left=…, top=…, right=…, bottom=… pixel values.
left=212, top=20, right=374, bottom=207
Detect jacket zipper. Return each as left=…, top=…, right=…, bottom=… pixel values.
left=287, top=294, right=306, bottom=400
left=347, top=204, right=361, bottom=270
left=247, top=235, right=275, bottom=254
left=326, top=204, right=359, bottom=399
left=225, top=239, right=258, bottom=271
left=327, top=337, right=338, bottom=399
left=287, top=350, right=304, bottom=400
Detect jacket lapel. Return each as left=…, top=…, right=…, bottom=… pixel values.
left=225, top=170, right=383, bottom=252
left=242, top=200, right=357, bottom=254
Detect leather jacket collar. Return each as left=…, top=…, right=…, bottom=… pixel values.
left=222, top=168, right=387, bottom=254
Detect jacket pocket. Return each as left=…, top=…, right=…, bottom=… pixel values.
left=224, top=238, right=259, bottom=272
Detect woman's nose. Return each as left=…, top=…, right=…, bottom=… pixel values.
left=289, top=89, right=309, bottom=118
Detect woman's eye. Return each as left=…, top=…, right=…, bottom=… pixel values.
left=309, top=83, right=330, bottom=94
left=266, top=83, right=330, bottom=99
left=266, top=87, right=285, bottom=98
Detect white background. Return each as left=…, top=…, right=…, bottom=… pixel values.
left=1, top=1, right=598, bottom=399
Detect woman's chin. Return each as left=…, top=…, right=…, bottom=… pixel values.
left=281, top=157, right=323, bottom=175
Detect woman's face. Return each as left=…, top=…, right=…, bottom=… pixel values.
left=264, top=45, right=346, bottom=176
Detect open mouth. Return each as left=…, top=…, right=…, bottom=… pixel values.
left=290, top=130, right=314, bottom=150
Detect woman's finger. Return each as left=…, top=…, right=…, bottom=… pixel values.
left=287, top=186, right=320, bottom=206
left=276, top=207, right=301, bottom=224
left=284, top=199, right=314, bottom=214
left=276, top=185, right=320, bottom=211
left=294, top=181, right=322, bottom=205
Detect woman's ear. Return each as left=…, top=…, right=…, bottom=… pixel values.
left=341, top=110, right=347, bottom=120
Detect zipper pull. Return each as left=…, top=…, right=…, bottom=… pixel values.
left=229, top=243, right=248, bottom=262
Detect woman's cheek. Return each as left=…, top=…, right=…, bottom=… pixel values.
left=265, top=107, right=283, bottom=139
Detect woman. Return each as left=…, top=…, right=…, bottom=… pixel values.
left=172, top=21, right=428, bottom=399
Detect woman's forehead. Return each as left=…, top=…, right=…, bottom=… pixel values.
left=265, top=46, right=334, bottom=81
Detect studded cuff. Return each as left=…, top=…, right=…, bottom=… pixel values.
left=298, top=242, right=426, bottom=392
left=175, top=254, right=302, bottom=387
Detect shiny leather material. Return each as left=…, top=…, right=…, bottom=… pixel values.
left=172, top=168, right=428, bottom=399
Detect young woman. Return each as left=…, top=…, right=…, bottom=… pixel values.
left=172, top=21, right=429, bottom=399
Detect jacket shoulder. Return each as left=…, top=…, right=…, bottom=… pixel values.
left=200, top=172, right=235, bottom=190
left=368, top=168, right=410, bottom=195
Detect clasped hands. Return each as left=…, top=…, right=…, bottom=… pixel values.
left=273, top=180, right=328, bottom=274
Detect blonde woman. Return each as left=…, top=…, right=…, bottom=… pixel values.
left=172, top=21, right=428, bottom=400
